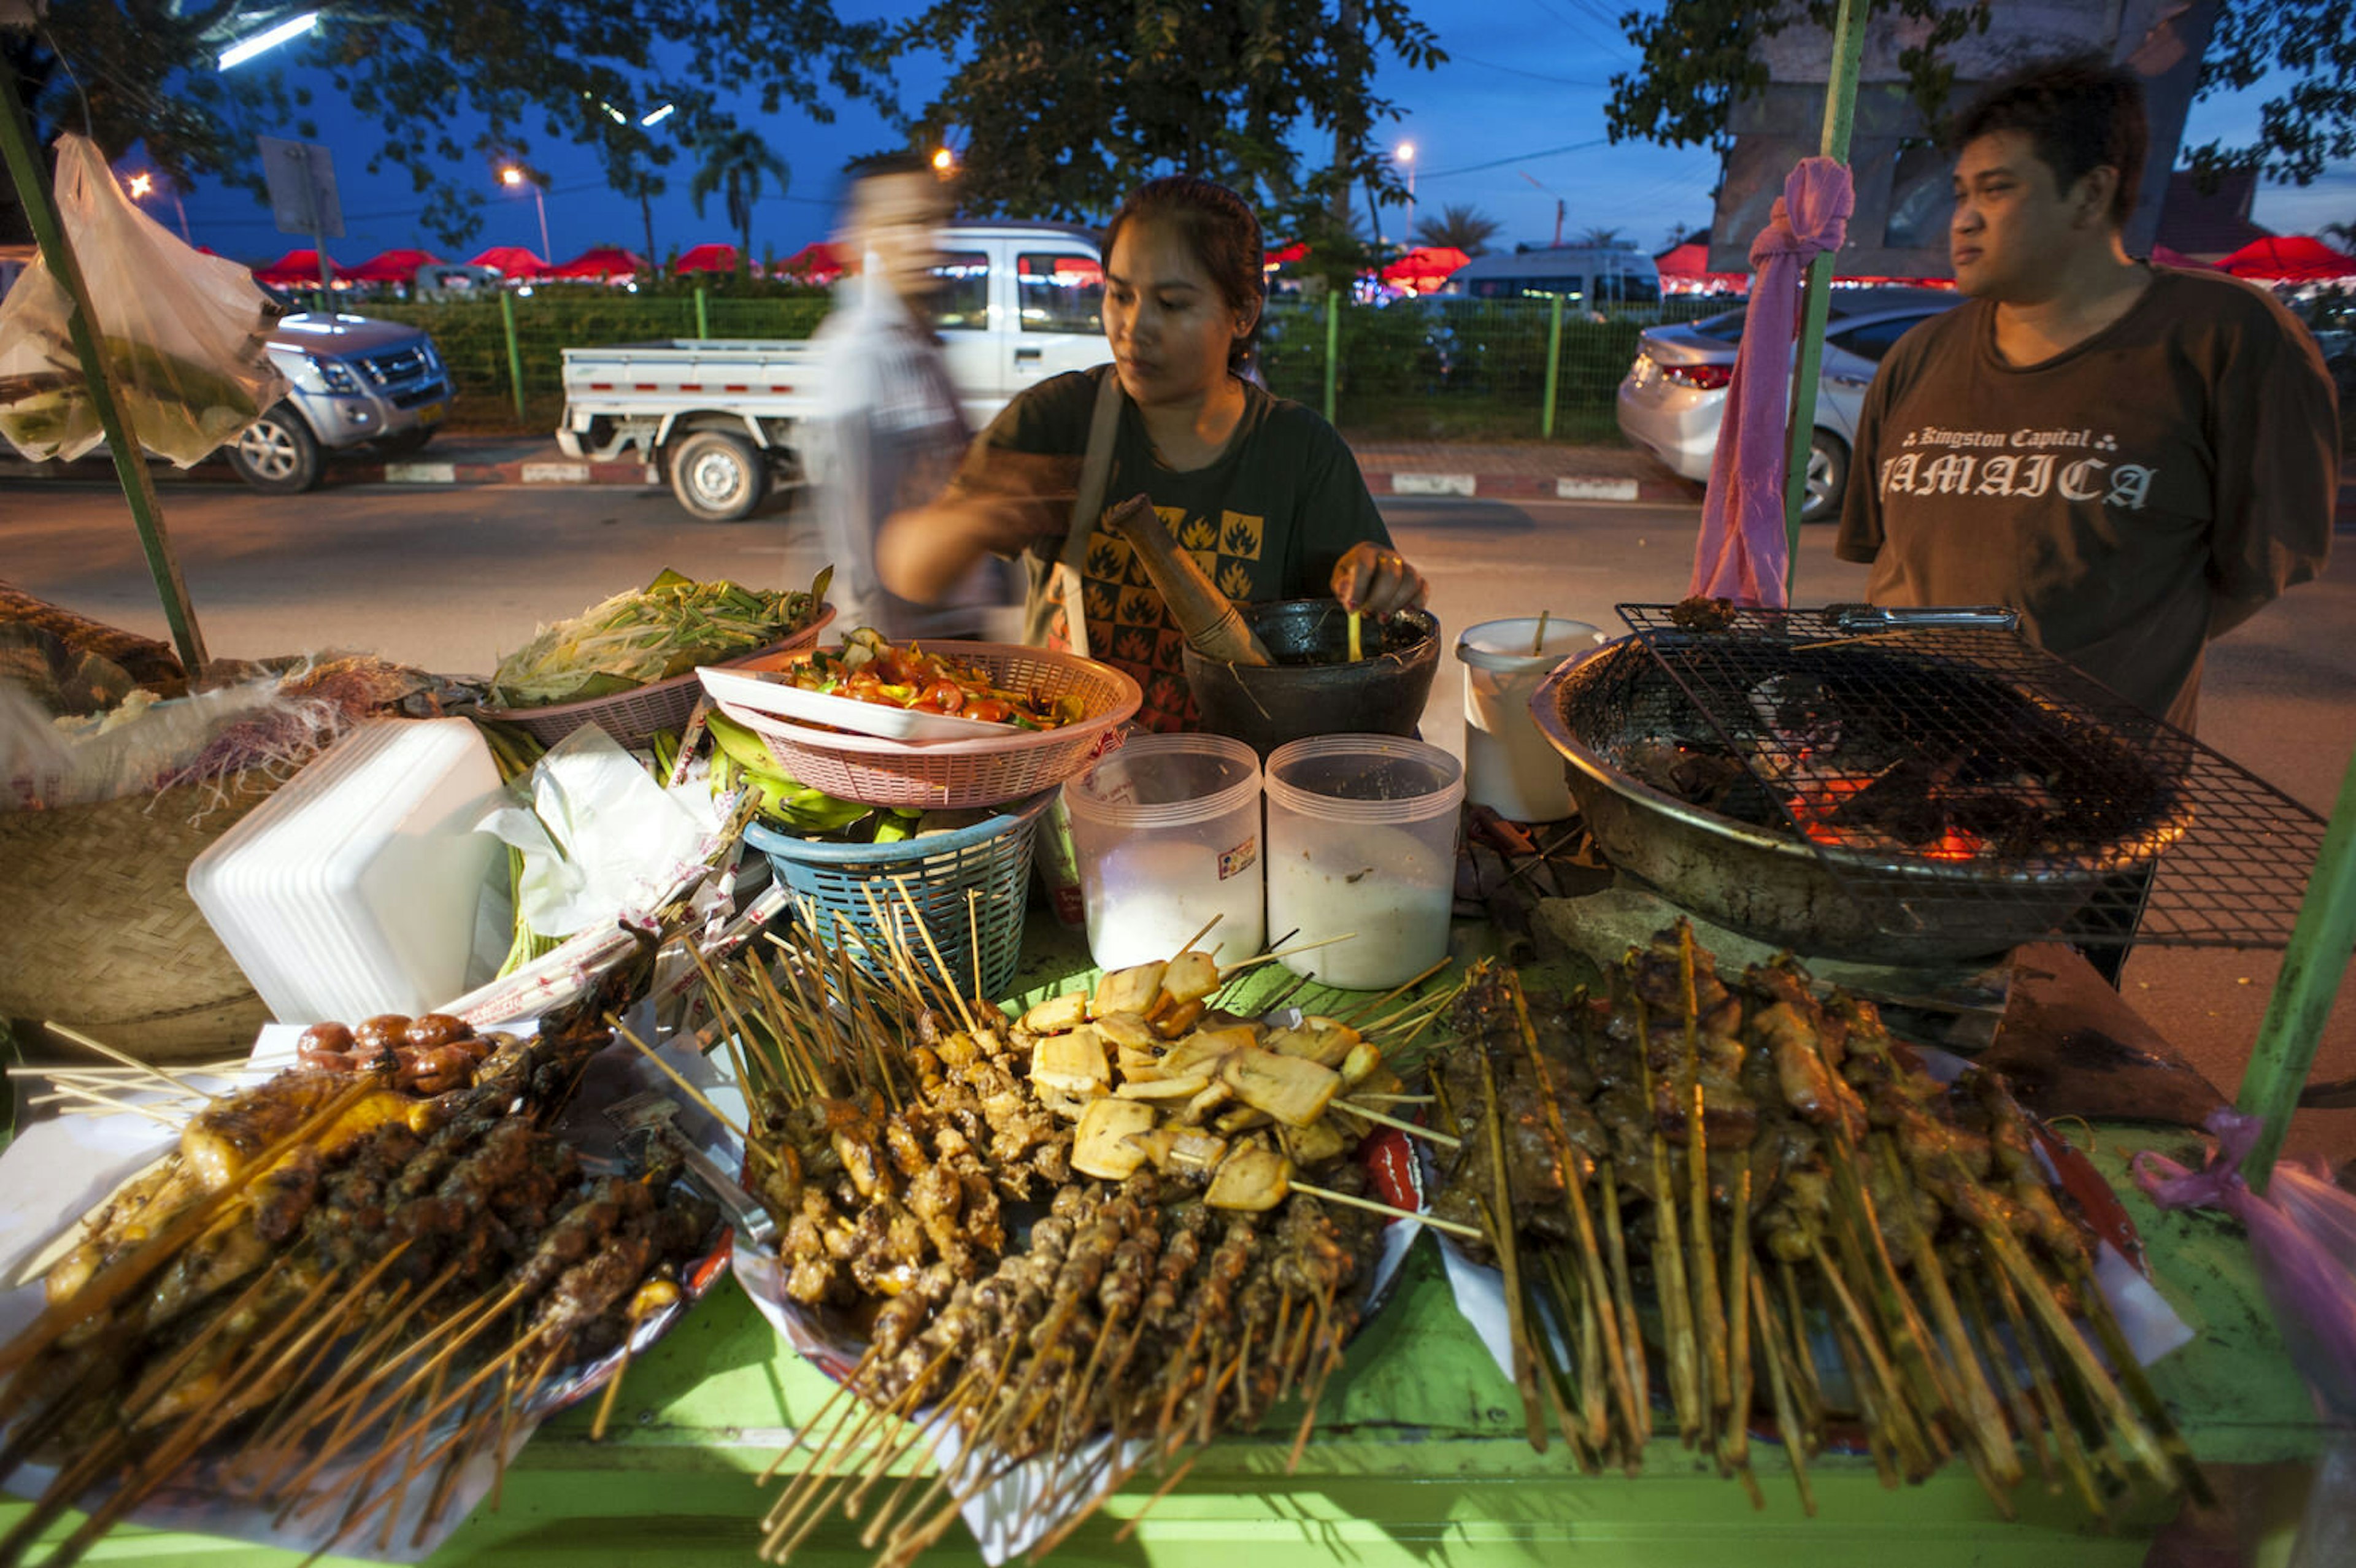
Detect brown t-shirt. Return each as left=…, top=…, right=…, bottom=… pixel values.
left=1835, top=266, right=2338, bottom=728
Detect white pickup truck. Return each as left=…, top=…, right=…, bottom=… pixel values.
left=555, top=222, right=1110, bottom=519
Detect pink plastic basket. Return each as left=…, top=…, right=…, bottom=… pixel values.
left=479, top=605, right=836, bottom=751
left=720, top=641, right=1142, bottom=809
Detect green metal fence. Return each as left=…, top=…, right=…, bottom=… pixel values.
left=359, top=285, right=1739, bottom=442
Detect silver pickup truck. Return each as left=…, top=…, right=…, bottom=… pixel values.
left=555, top=223, right=1109, bottom=519
left=227, top=312, right=456, bottom=493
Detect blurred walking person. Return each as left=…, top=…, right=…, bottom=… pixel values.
left=807, top=153, right=1014, bottom=640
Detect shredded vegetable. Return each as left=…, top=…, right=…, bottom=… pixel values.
left=488, top=566, right=831, bottom=708
left=784, top=628, right=1085, bottom=730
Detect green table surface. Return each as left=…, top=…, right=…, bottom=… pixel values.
left=1, top=920, right=2318, bottom=1566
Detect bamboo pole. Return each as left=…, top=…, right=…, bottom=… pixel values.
left=1779, top=0, right=1869, bottom=598
left=2236, top=744, right=2356, bottom=1188
left=0, top=74, right=207, bottom=675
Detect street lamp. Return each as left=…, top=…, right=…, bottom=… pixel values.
left=501, top=166, right=552, bottom=263
left=126, top=171, right=194, bottom=245
left=1397, top=142, right=1417, bottom=240
left=931, top=147, right=955, bottom=175
left=218, top=11, right=318, bottom=71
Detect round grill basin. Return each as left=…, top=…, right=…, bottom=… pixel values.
left=1530, top=637, right=2190, bottom=963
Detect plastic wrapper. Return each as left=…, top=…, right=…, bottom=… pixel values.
left=0, top=135, right=287, bottom=466
left=2135, top=1110, right=2356, bottom=1422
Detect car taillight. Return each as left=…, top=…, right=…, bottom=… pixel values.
left=1661, top=363, right=1734, bottom=390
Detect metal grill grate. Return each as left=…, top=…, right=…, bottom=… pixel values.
left=1610, top=602, right=2327, bottom=950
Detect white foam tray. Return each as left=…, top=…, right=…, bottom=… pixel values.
left=187, top=718, right=506, bottom=1023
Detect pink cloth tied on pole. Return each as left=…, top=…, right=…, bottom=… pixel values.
left=1687, top=156, right=1855, bottom=607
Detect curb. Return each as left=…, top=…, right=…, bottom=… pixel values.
left=1363, top=468, right=1701, bottom=505
left=0, top=456, right=655, bottom=489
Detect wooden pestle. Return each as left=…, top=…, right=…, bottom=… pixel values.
left=1103, top=493, right=1273, bottom=666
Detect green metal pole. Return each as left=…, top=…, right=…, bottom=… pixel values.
left=501, top=288, right=528, bottom=421
left=1541, top=292, right=1565, bottom=440
left=1780, top=0, right=1869, bottom=596
left=694, top=284, right=709, bottom=340
left=2235, top=747, right=2356, bottom=1191
left=0, top=70, right=207, bottom=676
left=1323, top=289, right=1341, bottom=425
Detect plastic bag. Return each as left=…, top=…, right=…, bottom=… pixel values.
left=2134, top=1110, right=2356, bottom=1423
left=0, top=134, right=288, bottom=466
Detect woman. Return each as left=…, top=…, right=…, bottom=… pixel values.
left=876, top=175, right=1426, bottom=729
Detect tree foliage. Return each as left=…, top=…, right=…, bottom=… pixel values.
left=1413, top=202, right=1500, bottom=256
left=689, top=129, right=790, bottom=267
left=885, top=0, right=1443, bottom=281
left=3, top=2, right=884, bottom=248
left=1601, top=0, right=2354, bottom=191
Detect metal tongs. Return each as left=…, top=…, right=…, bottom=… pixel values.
left=604, top=1089, right=777, bottom=1250
left=1820, top=603, right=2021, bottom=633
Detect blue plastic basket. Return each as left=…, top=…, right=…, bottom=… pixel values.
left=743, top=790, right=1055, bottom=1002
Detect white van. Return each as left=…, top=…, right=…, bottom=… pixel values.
left=1444, top=245, right=1662, bottom=308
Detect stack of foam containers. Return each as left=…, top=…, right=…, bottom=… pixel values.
left=187, top=718, right=507, bottom=1023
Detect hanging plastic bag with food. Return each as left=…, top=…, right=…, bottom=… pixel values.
left=0, top=133, right=288, bottom=465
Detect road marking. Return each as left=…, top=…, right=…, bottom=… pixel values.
left=384, top=461, right=457, bottom=484
left=1388, top=472, right=1477, bottom=497
left=1556, top=476, right=1640, bottom=501
left=520, top=461, right=591, bottom=484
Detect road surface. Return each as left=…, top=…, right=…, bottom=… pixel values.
left=6, top=477, right=2352, bottom=1156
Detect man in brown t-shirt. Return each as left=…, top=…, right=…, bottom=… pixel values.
left=1836, top=57, right=2338, bottom=730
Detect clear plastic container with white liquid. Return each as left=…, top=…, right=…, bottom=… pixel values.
left=1061, top=733, right=1265, bottom=970
left=1263, top=734, right=1463, bottom=990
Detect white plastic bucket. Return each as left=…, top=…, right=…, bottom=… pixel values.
left=1455, top=616, right=1605, bottom=822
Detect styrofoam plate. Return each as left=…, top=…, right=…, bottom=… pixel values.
left=696, top=664, right=1013, bottom=742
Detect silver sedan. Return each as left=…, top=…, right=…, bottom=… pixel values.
left=1615, top=287, right=1959, bottom=522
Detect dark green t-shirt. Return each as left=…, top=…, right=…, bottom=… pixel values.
left=957, top=365, right=1390, bottom=729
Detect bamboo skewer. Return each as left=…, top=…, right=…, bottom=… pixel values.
left=1290, top=1180, right=1479, bottom=1239
left=40, top=1020, right=221, bottom=1102
left=1748, top=1269, right=1817, bottom=1516
left=1331, top=1099, right=1460, bottom=1148
left=1474, top=1034, right=1548, bottom=1451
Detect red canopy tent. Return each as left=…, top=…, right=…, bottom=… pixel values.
left=1379, top=245, right=1468, bottom=294
left=2150, top=244, right=2219, bottom=271
left=345, top=247, right=444, bottom=284
left=1654, top=240, right=1751, bottom=294
left=467, top=245, right=550, bottom=279
left=1263, top=240, right=1309, bottom=268
left=673, top=243, right=742, bottom=275
left=549, top=246, right=646, bottom=282
left=774, top=241, right=843, bottom=285
left=2215, top=235, right=2356, bottom=283
left=253, top=248, right=336, bottom=286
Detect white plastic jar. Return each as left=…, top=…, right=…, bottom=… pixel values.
left=1061, top=732, right=1265, bottom=970
left=1263, top=734, right=1464, bottom=990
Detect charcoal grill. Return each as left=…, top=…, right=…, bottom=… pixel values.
left=1529, top=605, right=2327, bottom=961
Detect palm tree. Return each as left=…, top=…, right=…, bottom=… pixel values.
left=2323, top=216, right=2356, bottom=251
left=1413, top=202, right=1502, bottom=257
left=1575, top=225, right=1627, bottom=248
left=689, top=130, right=790, bottom=271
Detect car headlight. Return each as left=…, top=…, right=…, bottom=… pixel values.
left=292, top=354, right=362, bottom=394
left=418, top=340, right=442, bottom=374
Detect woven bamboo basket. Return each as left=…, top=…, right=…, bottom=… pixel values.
left=0, top=774, right=279, bottom=1064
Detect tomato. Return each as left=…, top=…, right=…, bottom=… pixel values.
left=922, top=682, right=964, bottom=714
left=964, top=698, right=1011, bottom=724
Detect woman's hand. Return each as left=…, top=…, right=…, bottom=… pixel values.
left=1331, top=543, right=1428, bottom=616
